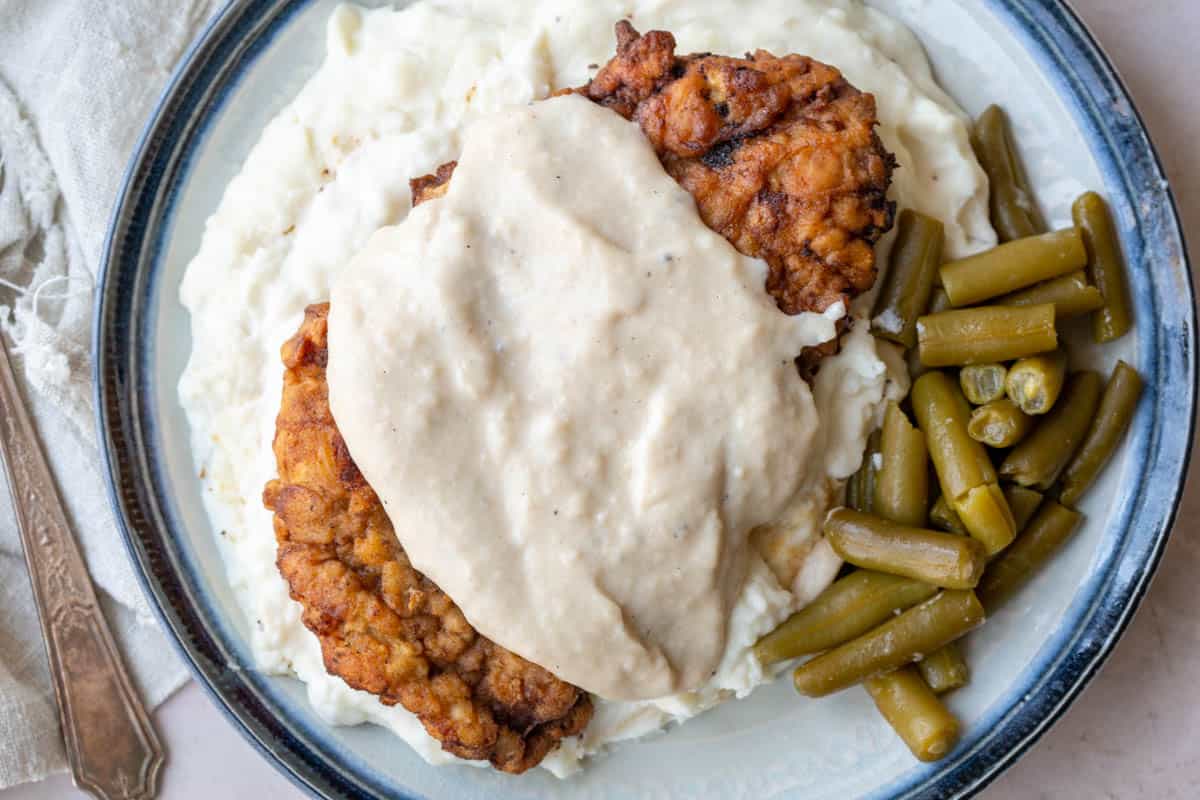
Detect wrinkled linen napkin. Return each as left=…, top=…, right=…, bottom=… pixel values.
left=0, top=0, right=224, bottom=787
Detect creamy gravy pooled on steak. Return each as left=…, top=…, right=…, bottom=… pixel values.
left=327, top=95, right=842, bottom=700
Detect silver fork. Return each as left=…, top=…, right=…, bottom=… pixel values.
left=0, top=333, right=163, bottom=800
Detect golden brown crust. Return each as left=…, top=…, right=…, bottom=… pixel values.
left=263, top=305, right=591, bottom=774
left=409, top=161, right=457, bottom=207
left=576, top=21, right=896, bottom=316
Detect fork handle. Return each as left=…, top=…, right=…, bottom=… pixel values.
left=0, top=336, right=163, bottom=800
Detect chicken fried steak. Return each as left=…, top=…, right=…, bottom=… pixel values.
left=263, top=305, right=591, bottom=774
left=265, top=22, right=896, bottom=773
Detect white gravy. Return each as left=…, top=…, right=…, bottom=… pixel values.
left=328, top=95, right=842, bottom=700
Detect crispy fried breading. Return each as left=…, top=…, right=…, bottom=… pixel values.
left=410, top=161, right=456, bottom=207
left=263, top=305, right=591, bottom=774
left=578, top=21, right=896, bottom=315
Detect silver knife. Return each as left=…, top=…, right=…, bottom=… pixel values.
left=0, top=332, right=164, bottom=800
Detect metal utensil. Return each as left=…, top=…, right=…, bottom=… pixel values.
left=0, top=334, right=163, bottom=800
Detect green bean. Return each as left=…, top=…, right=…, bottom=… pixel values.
left=917, top=304, right=1058, bottom=367
left=911, top=372, right=997, bottom=503
left=793, top=590, right=986, bottom=697
left=941, top=229, right=1086, bottom=307
left=865, top=667, right=961, bottom=761
left=1059, top=361, right=1144, bottom=506
left=1003, top=485, right=1044, bottom=533
left=754, top=571, right=938, bottom=664
left=1073, top=192, right=1134, bottom=343
left=998, top=270, right=1104, bottom=319
left=917, top=642, right=969, bottom=694
left=1006, top=352, right=1068, bottom=415
left=975, top=105, right=1046, bottom=242
left=929, top=494, right=967, bottom=535
left=1000, top=371, right=1104, bottom=490
left=977, top=500, right=1083, bottom=610
left=968, top=398, right=1034, bottom=448
left=875, top=403, right=930, bottom=527
left=872, top=210, right=946, bottom=349
left=952, top=482, right=1017, bottom=555
left=928, top=287, right=953, bottom=314
left=960, top=364, right=1008, bottom=405
left=846, top=430, right=882, bottom=513
left=825, top=508, right=988, bottom=590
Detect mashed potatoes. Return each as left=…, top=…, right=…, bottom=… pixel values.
left=179, top=0, right=991, bottom=776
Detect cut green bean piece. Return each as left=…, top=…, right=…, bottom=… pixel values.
left=918, top=642, right=969, bottom=694
left=941, top=229, right=1086, bottom=307
left=847, top=430, right=883, bottom=513
left=1073, top=192, right=1134, bottom=343
left=977, top=501, right=1083, bottom=609
left=1003, top=485, right=1044, bottom=533
left=929, top=494, right=968, bottom=535
left=825, top=508, right=988, bottom=590
left=975, top=105, right=1046, bottom=242
left=968, top=399, right=1034, bottom=448
left=875, top=404, right=930, bottom=527
left=952, top=482, right=1017, bottom=555
left=912, top=372, right=997, bottom=503
left=754, top=571, right=937, bottom=664
left=872, top=210, right=946, bottom=349
left=1059, top=361, right=1144, bottom=506
left=998, top=270, right=1104, bottom=319
left=865, top=667, right=961, bottom=762
left=1006, top=352, right=1068, bottom=415
left=793, top=590, right=986, bottom=697
left=960, top=364, right=1008, bottom=405
left=918, top=304, right=1058, bottom=367
left=1000, top=371, right=1104, bottom=490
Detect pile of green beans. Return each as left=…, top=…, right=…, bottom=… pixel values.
left=755, top=106, right=1146, bottom=766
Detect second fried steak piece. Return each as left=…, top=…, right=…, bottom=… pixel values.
left=413, top=22, right=896, bottom=316
left=263, top=305, right=592, bottom=774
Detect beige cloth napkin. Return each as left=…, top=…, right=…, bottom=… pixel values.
left=0, top=0, right=224, bottom=787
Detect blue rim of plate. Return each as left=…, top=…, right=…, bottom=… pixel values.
left=94, top=1, right=1196, bottom=798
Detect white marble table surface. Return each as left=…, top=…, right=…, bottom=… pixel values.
left=5, top=0, right=1198, bottom=797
